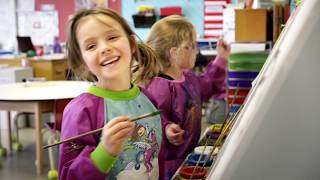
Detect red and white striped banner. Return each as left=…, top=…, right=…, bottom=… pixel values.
left=203, top=0, right=229, bottom=39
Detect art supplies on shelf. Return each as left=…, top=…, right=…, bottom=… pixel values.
left=132, top=5, right=156, bottom=28
left=171, top=103, right=244, bottom=179
left=227, top=52, right=269, bottom=115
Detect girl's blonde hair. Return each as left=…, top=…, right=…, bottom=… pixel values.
left=67, top=8, right=160, bottom=84
left=146, top=15, right=196, bottom=70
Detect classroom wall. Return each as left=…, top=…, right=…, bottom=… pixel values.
left=0, top=0, right=209, bottom=49
left=35, top=0, right=205, bottom=42
left=122, top=0, right=204, bottom=41
left=35, top=0, right=75, bottom=42
left=34, top=0, right=121, bottom=42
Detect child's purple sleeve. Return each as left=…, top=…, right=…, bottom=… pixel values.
left=58, top=94, right=107, bottom=180
left=196, top=56, right=228, bottom=101
left=145, top=79, right=173, bottom=140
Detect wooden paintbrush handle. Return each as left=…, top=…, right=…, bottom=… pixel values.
left=43, top=110, right=161, bottom=149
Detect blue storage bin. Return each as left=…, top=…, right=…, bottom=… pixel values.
left=228, top=79, right=253, bottom=88
left=228, top=71, right=259, bottom=79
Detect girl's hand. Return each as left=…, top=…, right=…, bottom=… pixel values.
left=101, top=116, right=135, bottom=156
left=165, top=123, right=185, bottom=146
left=217, top=38, right=231, bottom=60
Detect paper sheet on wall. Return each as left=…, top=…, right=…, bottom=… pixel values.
left=0, top=0, right=16, bottom=51
left=75, top=0, right=108, bottom=10
left=16, top=0, right=35, bottom=11
left=223, top=7, right=235, bottom=43
left=17, top=11, right=59, bottom=46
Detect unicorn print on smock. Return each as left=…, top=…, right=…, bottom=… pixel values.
left=104, top=93, right=162, bottom=180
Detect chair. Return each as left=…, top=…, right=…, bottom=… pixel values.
left=45, top=99, right=72, bottom=179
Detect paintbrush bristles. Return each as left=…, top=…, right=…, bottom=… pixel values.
left=43, top=110, right=161, bottom=149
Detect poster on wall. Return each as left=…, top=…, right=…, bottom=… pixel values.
left=17, top=11, right=59, bottom=46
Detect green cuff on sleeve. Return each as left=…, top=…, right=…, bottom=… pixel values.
left=90, top=143, right=118, bottom=173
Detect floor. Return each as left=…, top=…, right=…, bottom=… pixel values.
left=0, top=113, right=211, bottom=180
left=0, top=128, right=57, bottom=180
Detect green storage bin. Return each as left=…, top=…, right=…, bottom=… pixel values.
left=228, top=52, right=269, bottom=71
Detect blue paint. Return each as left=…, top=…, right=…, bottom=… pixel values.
left=186, top=153, right=213, bottom=167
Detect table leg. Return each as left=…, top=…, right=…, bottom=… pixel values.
left=6, top=111, right=12, bottom=152
left=35, top=104, right=43, bottom=174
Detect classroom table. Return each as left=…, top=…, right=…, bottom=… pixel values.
left=0, top=80, right=90, bottom=174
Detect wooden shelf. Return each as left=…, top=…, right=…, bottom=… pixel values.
left=0, top=55, right=68, bottom=80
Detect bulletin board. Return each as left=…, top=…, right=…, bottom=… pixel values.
left=17, top=11, right=59, bottom=46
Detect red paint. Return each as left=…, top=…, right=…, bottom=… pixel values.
left=35, top=0, right=75, bottom=42
left=179, top=166, right=206, bottom=179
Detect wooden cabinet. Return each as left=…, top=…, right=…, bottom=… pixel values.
left=235, top=8, right=270, bottom=42
left=0, top=56, right=68, bottom=80
left=29, top=59, right=68, bottom=80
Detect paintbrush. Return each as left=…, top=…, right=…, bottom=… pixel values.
left=201, top=104, right=244, bottom=168
left=189, top=137, right=209, bottom=180
left=189, top=86, right=241, bottom=179
left=43, top=110, right=161, bottom=149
